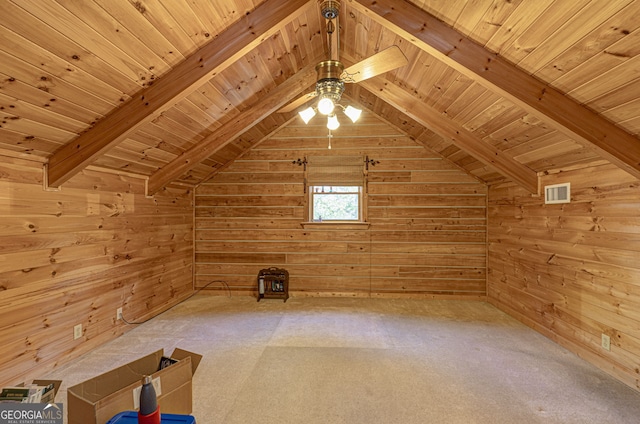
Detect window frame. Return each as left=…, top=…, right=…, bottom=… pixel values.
left=309, top=185, right=364, bottom=222
left=299, top=155, right=370, bottom=229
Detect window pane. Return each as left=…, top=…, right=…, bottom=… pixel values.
left=313, top=193, right=359, bottom=220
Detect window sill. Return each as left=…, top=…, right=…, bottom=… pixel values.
left=301, top=221, right=370, bottom=230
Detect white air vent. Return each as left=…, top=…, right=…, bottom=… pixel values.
left=545, top=182, right=570, bottom=204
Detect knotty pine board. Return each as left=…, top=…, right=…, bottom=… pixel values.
left=487, top=163, right=640, bottom=392
left=0, top=156, right=194, bottom=387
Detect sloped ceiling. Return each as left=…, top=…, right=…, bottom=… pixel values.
left=1, top=0, right=640, bottom=195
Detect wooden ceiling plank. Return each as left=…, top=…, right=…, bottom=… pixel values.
left=129, top=131, right=183, bottom=157
left=54, top=0, right=171, bottom=83
left=535, top=3, right=640, bottom=88
left=553, top=29, right=640, bottom=96
left=146, top=64, right=319, bottom=195
left=156, top=0, right=211, bottom=49
left=359, top=78, right=539, bottom=194
left=15, top=0, right=147, bottom=84
left=468, top=0, right=524, bottom=46
left=0, top=92, right=87, bottom=134
left=114, top=138, right=176, bottom=163
left=485, top=0, right=555, bottom=58
left=517, top=1, right=630, bottom=73
left=92, top=0, right=186, bottom=67
left=0, top=49, right=117, bottom=114
left=189, top=83, right=238, bottom=124
left=352, top=0, right=640, bottom=181
left=0, top=72, right=98, bottom=125
left=442, top=83, right=489, bottom=121
left=45, top=0, right=314, bottom=188
left=494, top=0, right=590, bottom=65
left=182, top=0, right=229, bottom=38
left=0, top=128, right=63, bottom=156
left=0, top=110, right=75, bottom=143
left=0, top=24, right=126, bottom=104
left=110, top=0, right=198, bottom=57
left=0, top=1, right=139, bottom=94
left=453, top=0, right=495, bottom=37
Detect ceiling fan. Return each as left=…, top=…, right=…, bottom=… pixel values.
left=279, top=0, right=408, bottom=129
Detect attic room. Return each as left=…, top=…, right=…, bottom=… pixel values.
left=1, top=0, right=640, bottom=422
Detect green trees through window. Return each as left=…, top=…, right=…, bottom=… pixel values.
left=311, top=186, right=361, bottom=221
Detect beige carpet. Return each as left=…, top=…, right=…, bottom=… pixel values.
left=47, top=296, right=640, bottom=423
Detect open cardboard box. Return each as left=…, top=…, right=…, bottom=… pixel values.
left=67, top=348, right=201, bottom=424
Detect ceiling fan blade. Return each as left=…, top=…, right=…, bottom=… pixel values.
left=341, top=45, right=408, bottom=83
left=278, top=91, right=317, bottom=113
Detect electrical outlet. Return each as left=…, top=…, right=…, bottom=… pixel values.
left=73, top=324, right=83, bottom=340
left=601, top=333, right=611, bottom=351
left=117, top=307, right=123, bottom=321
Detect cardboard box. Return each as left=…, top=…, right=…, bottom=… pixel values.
left=67, top=348, right=201, bottom=424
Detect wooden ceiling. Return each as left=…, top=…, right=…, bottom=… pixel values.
left=1, top=0, right=640, bottom=194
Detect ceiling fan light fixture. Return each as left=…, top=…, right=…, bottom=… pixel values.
left=315, top=61, right=345, bottom=116
left=299, top=107, right=316, bottom=124
left=327, top=114, right=340, bottom=130
left=317, top=97, right=335, bottom=115
left=344, top=105, right=362, bottom=123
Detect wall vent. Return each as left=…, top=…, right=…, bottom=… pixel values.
left=545, top=182, right=570, bottom=204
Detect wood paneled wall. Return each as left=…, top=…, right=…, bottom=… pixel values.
left=488, top=163, right=640, bottom=391
left=0, top=156, right=194, bottom=387
left=195, top=116, right=487, bottom=298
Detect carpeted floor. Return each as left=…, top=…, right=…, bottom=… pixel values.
left=47, top=296, right=640, bottom=423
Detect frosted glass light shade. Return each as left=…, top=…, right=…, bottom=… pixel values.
left=344, top=105, right=362, bottom=123
left=317, top=97, right=335, bottom=115
left=327, top=114, right=340, bottom=130
left=299, top=107, right=316, bottom=124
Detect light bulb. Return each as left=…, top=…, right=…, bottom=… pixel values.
left=317, top=97, right=335, bottom=115
left=327, top=114, right=340, bottom=130
left=344, top=105, right=362, bottom=123
left=298, top=107, right=316, bottom=124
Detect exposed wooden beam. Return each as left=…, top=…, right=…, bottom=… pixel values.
left=45, top=0, right=314, bottom=188
left=352, top=0, right=640, bottom=181
left=147, top=64, right=319, bottom=195
left=359, top=78, right=539, bottom=194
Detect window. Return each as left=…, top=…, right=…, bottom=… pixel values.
left=544, top=182, right=570, bottom=204
left=305, top=156, right=366, bottom=223
left=310, top=186, right=362, bottom=221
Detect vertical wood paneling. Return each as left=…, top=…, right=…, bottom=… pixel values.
left=487, top=163, right=640, bottom=392
left=195, top=116, right=487, bottom=299
left=0, top=157, right=193, bottom=387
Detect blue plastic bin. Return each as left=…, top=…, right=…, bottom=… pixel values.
left=106, top=411, right=196, bottom=424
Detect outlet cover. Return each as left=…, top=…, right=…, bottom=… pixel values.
left=74, top=324, right=83, bottom=340
left=601, top=333, right=611, bottom=351
left=117, top=307, right=123, bottom=320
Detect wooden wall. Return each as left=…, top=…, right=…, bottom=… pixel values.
left=195, top=115, right=487, bottom=298
left=488, top=163, right=640, bottom=391
left=0, top=155, right=194, bottom=387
